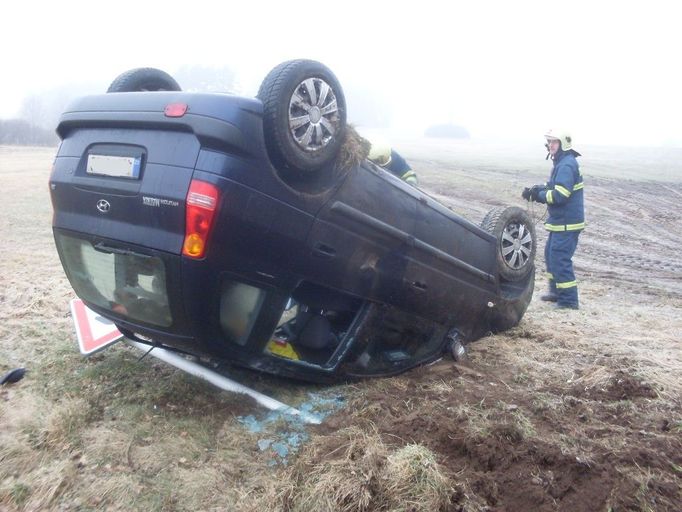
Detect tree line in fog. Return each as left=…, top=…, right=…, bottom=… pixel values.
left=0, top=118, right=58, bottom=146
left=0, top=65, right=241, bottom=147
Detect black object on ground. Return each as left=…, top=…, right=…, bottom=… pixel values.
left=1, top=367, right=26, bottom=385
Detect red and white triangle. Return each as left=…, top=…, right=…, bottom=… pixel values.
left=70, top=299, right=123, bottom=355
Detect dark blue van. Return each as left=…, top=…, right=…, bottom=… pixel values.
left=50, top=60, right=536, bottom=383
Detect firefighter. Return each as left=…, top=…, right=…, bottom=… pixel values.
left=522, top=129, right=584, bottom=309
left=367, top=139, right=419, bottom=186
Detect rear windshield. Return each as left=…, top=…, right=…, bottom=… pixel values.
left=56, top=233, right=172, bottom=327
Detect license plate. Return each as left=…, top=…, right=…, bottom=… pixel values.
left=86, top=154, right=141, bottom=179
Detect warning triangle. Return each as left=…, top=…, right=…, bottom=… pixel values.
left=70, top=299, right=124, bottom=355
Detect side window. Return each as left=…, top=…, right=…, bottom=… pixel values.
left=219, top=281, right=267, bottom=346
left=344, top=305, right=447, bottom=376
left=218, top=279, right=364, bottom=368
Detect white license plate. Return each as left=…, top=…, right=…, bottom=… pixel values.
left=86, top=154, right=141, bottom=179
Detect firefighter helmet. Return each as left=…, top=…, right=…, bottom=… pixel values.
left=544, top=129, right=574, bottom=151
left=367, top=138, right=392, bottom=167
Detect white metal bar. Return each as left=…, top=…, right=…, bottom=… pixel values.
left=126, top=340, right=320, bottom=424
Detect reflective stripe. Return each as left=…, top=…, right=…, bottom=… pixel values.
left=544, top=222, right=585, bottom=232
left=556, top=280, right=578, bottom=289
left=555, top=185, right=571, bottom=197
left=546, top=190, right=554, bottom=204
left=544, top=223, right=564, bottom=232
left=573, top=182, right=584, bottom=191
left=401, top=171, right=418, bottom=186
left=546, top=273, right=554, bottom=280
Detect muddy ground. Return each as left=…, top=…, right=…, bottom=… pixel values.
left=1, top=144, right=680, bottom=511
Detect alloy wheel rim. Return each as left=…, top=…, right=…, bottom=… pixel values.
left=288, top=77, right=339, bottom=152
left=501, top=222, right=533, bottom=269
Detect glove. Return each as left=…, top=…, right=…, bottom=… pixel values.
left=529, top=185, right=541, bottom=202
left=523, top=185, right=542, bottom=202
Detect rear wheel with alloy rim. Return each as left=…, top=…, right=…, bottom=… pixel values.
left=257, top=60, right=347, bottom=174
left=481, top=206, right=536, bottom=282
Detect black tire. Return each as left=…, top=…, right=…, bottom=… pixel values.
left=257, top=60, right=346, bottom=173
left=107, top=68, right=181, bottom=93
left=481, top=206, right=536, bottom=282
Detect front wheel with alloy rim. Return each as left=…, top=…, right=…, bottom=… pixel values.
left=481, top=206, right=536, bottom=282
left=257, top=60, right=347, bottom=174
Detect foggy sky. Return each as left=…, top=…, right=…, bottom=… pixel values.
left=3, top=0, right=681, bottom=146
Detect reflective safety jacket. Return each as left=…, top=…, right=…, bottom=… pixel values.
left=385, top=150, right=418, bottom=186
left=537, top=150, right=584, bottom=232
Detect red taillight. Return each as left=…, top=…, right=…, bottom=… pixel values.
left=164, top=103, right=188, bottom=117
left=183, top=180, right=219, bottom=258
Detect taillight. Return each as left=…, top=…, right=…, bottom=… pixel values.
left=164, top=103, right=188, bottom=117
left=183, top=180, right=220, bottom=259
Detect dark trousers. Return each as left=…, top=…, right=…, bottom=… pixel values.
left=545, top=231, right=580, bottom=307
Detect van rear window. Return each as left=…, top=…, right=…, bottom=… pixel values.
left=55, top=233, right=172, bottom=327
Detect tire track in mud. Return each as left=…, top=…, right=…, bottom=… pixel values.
left=579, top=178, right=682, bottom=297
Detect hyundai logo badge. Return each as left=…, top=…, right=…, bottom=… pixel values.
left=96, top=199, right=111, bottom=213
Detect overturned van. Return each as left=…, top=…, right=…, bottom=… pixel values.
left=50, top=60, right=536, bottom=383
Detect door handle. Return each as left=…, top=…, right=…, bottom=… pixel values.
left=93, top=242, right=151, bottom=259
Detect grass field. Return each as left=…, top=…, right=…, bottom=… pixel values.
left=1, top=143, right=680, bottom=511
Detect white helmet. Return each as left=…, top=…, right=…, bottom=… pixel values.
left=367, top=137, right=392, bottom=167
left=544, top=128, right=574, bottom=151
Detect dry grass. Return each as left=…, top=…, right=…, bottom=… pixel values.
left=336, top=125, right=370, bottom=171
left=469, top=284, right=682, bottom=400
left=382, top=444, right=453, bottom=511
left=284, top=426, right=387, bottom=511
left=279, top=427, right=453, bottom=512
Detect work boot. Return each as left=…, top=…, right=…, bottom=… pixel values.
left=556, top=303, right=579, bottom=310
left=540, top=293, right=559, bottom=302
